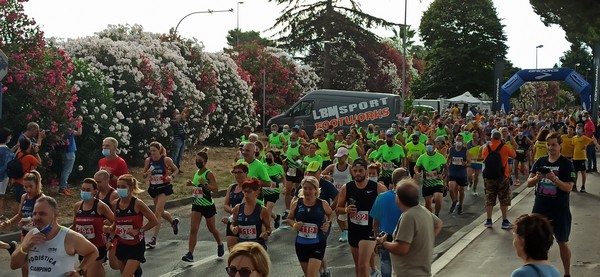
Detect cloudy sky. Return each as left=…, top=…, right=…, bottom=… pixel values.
left=23, top=0, right=571, bottom=69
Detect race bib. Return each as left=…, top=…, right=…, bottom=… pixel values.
left=115, top=224, right=133, bottom=240
left=76, top=224, right=95, bottom=239
left=516, top=149, right=525, bottom=154
left=425, top=171, right=440, bottom=180
left=349, top=211, right=369, bottom=226
left=382, top=162, right=394, bottom=170
left=451, top=157, right=463, bottom=165
left=287, top=167, right=296, bottom=177
left=150, top=175, right=164, bottom=185
left=239, top=225, right=257, bottom=240
left=298, top=223, right=318, bottom=239
left=192, top=187, right=203, bottom=198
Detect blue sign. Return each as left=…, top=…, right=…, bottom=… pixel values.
left=500, top=68, right=592, bottom=113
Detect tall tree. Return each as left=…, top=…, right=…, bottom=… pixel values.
left=559, top=42, right=593, bottom=75
left=415, top=0, right=507, bottom=98
left=226, top=29, right=276, bottom=48
left=269, top=0, right=397, bottom=88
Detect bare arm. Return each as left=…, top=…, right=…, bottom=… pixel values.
left=335, top=185, right=348, bottom=214
left=136, top=201, right=158, bottom=233
left=68, top=231, right=99, bottom=273
left=206, top=172, right=219, bottom=193
left=223, top=185, right=234, bottom=214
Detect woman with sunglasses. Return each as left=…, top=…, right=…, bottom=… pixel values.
left=230, top=179, right=272, bottom=250
left=223, top=163, right=249, bottom=250
left=287, top=176, right=333, bottom=277
left=109, top=174, right=158, bottom=277
left=71, top=178, right=115, bottom=277
left=226, top=241, right=271, bottom=277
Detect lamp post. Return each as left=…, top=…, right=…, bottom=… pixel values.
left=535, top=45, right=543, bottom=69
left=402, top=0, right=408, bottom=99
left=174, top=9, right=234, bottom=35
left=237, top=2, right=244, bottom=47
left=575, top=63, right=580, bottom=73
left=586, top=68, right=591, bottom=80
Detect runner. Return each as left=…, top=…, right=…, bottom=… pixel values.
left=109, top=174, right=158, bottom=277
left=303, top=142, right=324, bottom=172
left=322, top=147, right=352, bottom=242
left=142, top=141, right=180, bottom=248
left=268, top=124, right=286, bottom=150
left=230, top=179, right=272, bottom=249
left=223, top=163, right=248, bottom=250
left=404, top=134, right=426, bottom=177
left=414, top=139, right=447, bottom=217
left=571, top=123, right=600, bottom=192
left=345, top=134, right=365, bottom=161
left=182, top=150, right=224, bottom=262
left=336, top=159, right=387, bottom=277
left=314, top=128, right=334, bottom=169
left=447, top=135, right=470, bottom=215
left=94, top=170, right=117, bottom=208
left=372, top=130, right=405, bottom=188
left=288, top=176, right=333, bottom=277
left=532, top=129, right=550, bottom=163
left=560, top=126, right=575, bottom=160
left=283, top=133, right=306, bottom=220
left=467, top=130, right=483, bottom=196
left=514, top=126, right=533, bottom=185
left=264, top=150, right=286, bottom=228
left=98, top=137, right=129, bottom=189
left=71, top=178, right=115, bottom=277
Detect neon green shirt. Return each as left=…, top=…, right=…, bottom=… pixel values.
left=405, top=142, right=426, bottom=162
left=415, top=153, right=446, bottom=187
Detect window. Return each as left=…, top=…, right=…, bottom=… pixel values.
left=290, top=101, right=314, bottom=117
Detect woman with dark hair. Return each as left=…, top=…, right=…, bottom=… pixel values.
left=223, top=163, right=249, bottom=250
left=230, top=178, right=272, bottom=250
left=511, top=214, right=561, bottom=277
left=264, top=150, right=286, bottom=228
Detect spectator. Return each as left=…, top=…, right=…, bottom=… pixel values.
left=170, top=107, right=190, bottom=169
left=482, top=130, right=516, bottom=229
left=0, top=128, right=15, bottom=219
left=510, top=214, right=561, bottom=277
left=98, top=137, right=128, bottom=189
left=12, top=122, right=45, bottom=152
left=375, top=179, right=442, bottom=277
left=526, top=132, right=575, bottom=276
left=582, top=111, right=596, bottom=172
left=226, top=242, right=271, bottom=277
left=240, top=125, right=253, bottom=143
left=59, top=115, right=83, bottom=197
left=10, top=139, right=41, bottom=212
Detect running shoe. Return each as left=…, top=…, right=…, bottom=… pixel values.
left=274, top=214, right=281, bottom=229
left=572, top=185, right=577, bottom=192
left=7, top=241, right=17, bottom=255
left=457, top=204, right=463, bottom=215
left=449, top=201, right=457, bottom=214
left=514, top=180, right=520, bottom=186
left=473, top=191, right=479, bottom=196
left=59, top=188, right=73, bottom=197
left=370, top=269, right=381, bottom=277
left=467, top=184, right=472, bottom=191
left=580, top=186, right=587, bottom=193
left=484, top=219, right=493, bottom=228
left=146, top=236, right=156, bottom=248
left=182, top=252, right=194, bottom=262
left=501, top=220, right=513, bottom=229
left=320, top=270, right=332, bottom=277
left=282, top=211, right=289, bottom=220
left=172, top=218, right=180, bottom=235
left=134, top=267, right=142, bottom=277
left=339, top=229, right=348, bottom=242
left=217, top=244, right=225, bottom=257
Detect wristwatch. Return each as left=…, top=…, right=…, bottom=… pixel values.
left=77, top=268, right=84, bottom=276
left=139, top=228, right=144, bottom=234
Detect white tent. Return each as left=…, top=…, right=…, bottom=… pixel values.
left=447, top=91, right=482, bottom=104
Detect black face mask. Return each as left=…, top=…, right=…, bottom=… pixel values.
left=265, top=157, right=273, bottom=164
left=386, top=140, right=394, bottom=147
left=196, top=161, right=204, bottom=168
left=255, top=152, right=260, bottom=157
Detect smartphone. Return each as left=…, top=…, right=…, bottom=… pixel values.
left=377, top=231, right=388, bottom=238
left=348, top=198, right=356, bottom=206
left=39, top=224, right=52, bottom=235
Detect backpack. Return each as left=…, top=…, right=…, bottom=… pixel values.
left=482, top=142, right=505, bottom=179
left=6, top=153, right=30, bottom=179
left=0, top=147, right=15, bottom=179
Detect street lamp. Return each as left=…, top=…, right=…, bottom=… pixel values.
left=174, top=9, right=234, bottom=35
left=535, top=45, right=543, bottom=69
left=237, top=2, right=244, bottom=47
left=400, top=0, right=408, bottom=99
left=575, top=63, right=581, bottom=73
left=586, top=68, right=591, bottom=80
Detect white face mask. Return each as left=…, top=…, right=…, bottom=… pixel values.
left=368, top=177, right=378, bottom=183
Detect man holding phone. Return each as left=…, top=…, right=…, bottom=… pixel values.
left=526, top=132, right=575, bottom=277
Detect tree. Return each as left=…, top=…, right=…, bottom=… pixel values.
left=559, top=42, right=593, bottom=75
left=226, top=29, right=276, bottom=48
left=529, top=1, right=600, bottom=47
left=415, top=0, right=508, bottom=99
left=269, top=0, right=397, bottom=88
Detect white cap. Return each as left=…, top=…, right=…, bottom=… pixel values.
left=334, top=147, right=349, bottom=158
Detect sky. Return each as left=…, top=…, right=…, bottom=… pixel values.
left=22, top=0, right=571, bottom=69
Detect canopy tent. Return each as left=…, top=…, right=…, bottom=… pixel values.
left=447, top=91, right=482, bottom=104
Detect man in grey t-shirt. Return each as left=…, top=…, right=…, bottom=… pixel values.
left=376, top=179, right=443, bottom=276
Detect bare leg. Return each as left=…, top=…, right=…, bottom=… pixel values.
left=306, top=258, right=323, bottom=277
left=188, top=212, right=202, bottom=254
left=120, top=260, right=141, bottom=277
left=558, top=241, right=571, bottom=275
left=206, top=216, right=223, bottom=245
left=433, top=192, right=443, bottom=215
left=424, top=196, right=433, bottom=212
left=357, top=240, right=376, bottom=277
left=152, top=194, right=173, bottom=238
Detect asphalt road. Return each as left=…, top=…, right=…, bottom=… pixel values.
left=0, top=175, right=523, bottom=277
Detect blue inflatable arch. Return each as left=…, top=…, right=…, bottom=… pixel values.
left=499, top=68, right=592, bottom=113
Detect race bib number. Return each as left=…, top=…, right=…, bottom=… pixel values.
left=115, top=224, right=133, bottom=240
left=349, top=211, right=369, bottom=226
left=298, top=223, right=318, bottom=239
left=451, top=157, right=463, bottom=165
left=516, top=149, right=525, bottom=154
left=382, top=162, right=394, bottom=170
left=150, top=175, right=164, bottom=185
left=287, top=167, right=296, bottom=177
left=425, top=171, right=440, bottom=180
left=76, top=224, right=95, bottom=239
left=239, top=225, right=257, bottom=240
left=192, top=187, right=203, bottom=198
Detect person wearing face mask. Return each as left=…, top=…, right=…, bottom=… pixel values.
left=71, top=178, right=115, bottom=277
left=98, top=137, right=129, bottom=189
left=414, top=139, right=447, bottom=217
left=283, top=133, right=307, bottom=221
left=254, top=141, right=266, bottom=163
left=560, top=126, right=575, bottom=160
left=263, top=151, right=286, bottom=229
left=514, top=127, right=533, bottom=185
left=268, top=124, right=286, bottom=151
left=404, top=134, right=426, bottom=177
left=182, top=150, right=224, bottom=262
left=326, top=126, right=336, bottom=142
left=282, top=124, right=292, bottom=142
left=372, top=130, right=405, bottom=188
left=571, top=123, right=600, bottom=192
left=447, top=135, right=470, bottom=215
left=314, top=128, right=334, bottom=169
left=109, top=174, right=158, bottom=277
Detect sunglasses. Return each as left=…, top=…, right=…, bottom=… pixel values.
left=225, top=266, right=256, bottom=277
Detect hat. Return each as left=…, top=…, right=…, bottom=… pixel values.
left=491, top=130, right=502, bottom=140
left=435, top=136, right=446, bottom=143
left=385, top=130, right=395, bottom=137
left=334, top=147, right=349, bottom=158
left=306, top=161, right=322, bottom=172
left=411, top=134, right=419, bottom=139
left=352, top=158, right=368, bottom=168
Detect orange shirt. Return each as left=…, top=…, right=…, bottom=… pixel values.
left=482, top=140, right=516, bottom=177
left=13, top=152, right=40, bottom=185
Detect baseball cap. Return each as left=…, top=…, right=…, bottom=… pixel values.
left=385, top=130, right=395, bottom=137
left=352, top=158, right=368, bottom=168
left=306, top=161, right=322, bottom=173
left=334, top=147, right=349, bottom=158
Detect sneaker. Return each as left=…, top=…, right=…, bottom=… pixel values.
left=572, top=185, right=578, bottom=192
left=320, top=270, right=332, bottom=277
left=514, top=180, right=521, bottom=186
left=274, top=214, right=281, bottom=229
left=484, top=219, right=493, bottom=228
left=217, top=243, right=225, bottom=257
left=449, top=201, right=457, bottom=214
left=134, top=266, right=142, bottom=277
left=7, top=241, right=17, bottom=255
left=473, top=191, right=479, bottom=196
left=182, top=252, right=194, bottom=262
left=457, top=204, right=463, bottom=215
left=282, top=211, right=289, bottom=220
left=580, top=187, right=586, bottom=193
left=59, top=188, right=73, bottom=197
left=172, top=218, right=180, bottom=235
left=467, top=184, right=472, bottom=191
left=339, top=230, right=348, bottom=242
left=146, top=236, right=156, bottom=248
left=370, top=269, right=381, bottom=277
left=501, top=220, right=513, bottom=229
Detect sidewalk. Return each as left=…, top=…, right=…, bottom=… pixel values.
left=433, top=173, right=600, bottom=277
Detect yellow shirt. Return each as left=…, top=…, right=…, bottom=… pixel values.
left=560, top=135, right=574, bottom=158
left=572, top=135, right=593, bottom=161
left=534, top=140, right=548, bottom=160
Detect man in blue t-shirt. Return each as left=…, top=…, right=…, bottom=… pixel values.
left=170, top=107, right=190, bottom=169
left=370, top=168, right=408, bottom=277
left=59, top=116, right=83, bottom=196
left=526, top=132, right=575, bottom=277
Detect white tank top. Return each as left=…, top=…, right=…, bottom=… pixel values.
left=28, top=226, right=76, bottom=277
left=332, top=163, right=352, bottom=190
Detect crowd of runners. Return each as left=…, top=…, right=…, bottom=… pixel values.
left=0, top=105, right=597, bottom=276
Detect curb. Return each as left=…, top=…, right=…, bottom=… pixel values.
left=0, top=188, right=229, bottom=243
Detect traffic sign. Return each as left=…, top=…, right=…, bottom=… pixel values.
left=0, top=49, right=8, bottom=80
